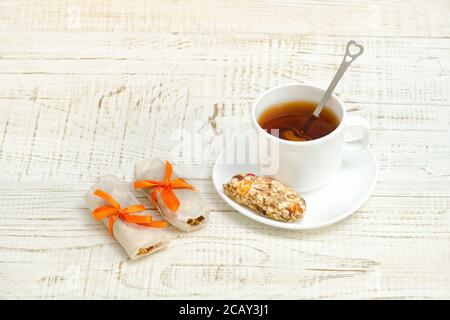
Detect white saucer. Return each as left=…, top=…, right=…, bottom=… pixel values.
left=212, top=149, right=377, bottom=230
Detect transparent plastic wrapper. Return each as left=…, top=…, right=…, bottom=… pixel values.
left=134, top=159, right=209, bottom=232
left=85, top=175, right=170, bottom=259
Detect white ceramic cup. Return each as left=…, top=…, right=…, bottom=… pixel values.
left=251, top=83, right=370, bottom=192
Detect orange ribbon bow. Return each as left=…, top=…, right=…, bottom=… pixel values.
left=134, top=161, right=196, bottom=212
left=92, top=189, right=167, bottom=235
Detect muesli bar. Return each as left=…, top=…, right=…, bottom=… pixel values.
left=223, top=173, right=306, bottom=222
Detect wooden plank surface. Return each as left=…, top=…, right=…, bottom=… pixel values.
left=0, top=0, right=449, bottom=299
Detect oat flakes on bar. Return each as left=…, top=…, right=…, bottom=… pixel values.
left=223, top=173, right=306, bottom=222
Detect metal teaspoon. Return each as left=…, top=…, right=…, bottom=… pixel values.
left=280, top=40, right=364, bottom=141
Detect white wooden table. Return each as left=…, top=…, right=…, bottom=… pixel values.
left=1, top=0, right=449, bottom=299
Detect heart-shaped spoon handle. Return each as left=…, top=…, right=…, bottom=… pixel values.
left=312, top=40, right=364, bottom=117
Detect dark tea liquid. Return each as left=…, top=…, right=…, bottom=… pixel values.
left=258, top=101, right=340, bottom=141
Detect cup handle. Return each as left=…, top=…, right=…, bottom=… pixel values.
left=343, top=115, right=370, bottom=152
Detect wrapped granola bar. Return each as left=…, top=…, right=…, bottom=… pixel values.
left=134, top=159, right=209, bottom=232
left=85, top=175, right=170, bottom=259
left=223, top=173, right=306, bottom=222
